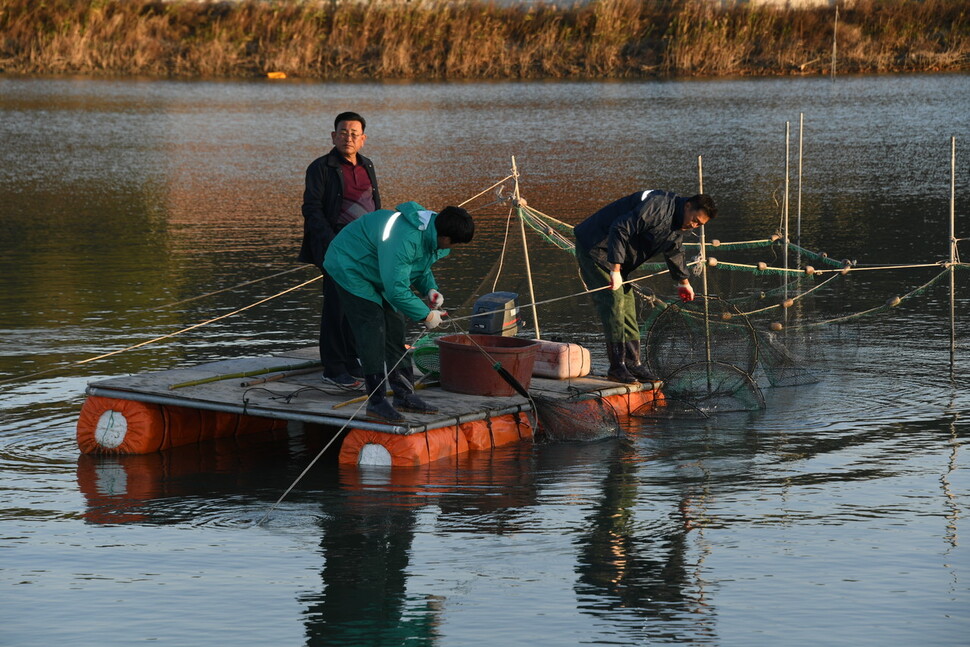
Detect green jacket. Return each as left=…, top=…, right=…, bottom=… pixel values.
left=323, top=202, right=449, bottom=322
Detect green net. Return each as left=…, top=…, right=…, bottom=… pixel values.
left=491, top=201, right=965, bottom=420
left=633, top=361, right=766, bottom=420
left=411, top=332, right=449, bottom=379
left=644, top=296, right=759, bottom=379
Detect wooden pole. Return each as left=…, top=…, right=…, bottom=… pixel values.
left=512, top=156, right=541, bottom=339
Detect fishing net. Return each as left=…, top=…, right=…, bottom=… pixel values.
left=410, top=332, right=448, bottom=380
left=531, top=392, right=621, bottom=443
left=755, top=329, right=819, bottom=387
left=633, top=361, right=765, bottom=420
left=644, top=296, right=758, bottom=379
left=506, top=193, right=968, bottom=423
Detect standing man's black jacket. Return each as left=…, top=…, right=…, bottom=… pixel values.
left=573, top=190, right=691, bottom=282
left=298, top=148, right=381, bottom=268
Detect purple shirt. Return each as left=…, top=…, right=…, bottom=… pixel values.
left=337, top=159, right=376, bottom=227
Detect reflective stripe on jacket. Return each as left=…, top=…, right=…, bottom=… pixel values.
left=323, top=201, right=448, bottom=322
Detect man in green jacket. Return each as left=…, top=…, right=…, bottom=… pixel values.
left=324, top=202, right=475, bottom=421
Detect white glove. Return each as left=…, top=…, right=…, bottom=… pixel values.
left=677, top=283, right=695, bottom=302
left=426, top=289, right=444, bottom=308
left=610, top=270, right=623, bottom=291
left=424, top=309, right=446, bottom=330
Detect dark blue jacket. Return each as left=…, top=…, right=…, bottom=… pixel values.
left=574, top=190, right=690, bottom=282
left=298, top=148, right=381, bottom=268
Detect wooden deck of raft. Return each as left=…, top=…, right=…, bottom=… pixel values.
left=78, top=346, right=661, bottom=466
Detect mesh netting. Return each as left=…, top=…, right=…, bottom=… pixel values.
left=411, top=332, right=448, bottom=379
left=532, top=393, right=621, bottom=442
left=633, top=361, right=766, bottom=420
left=466, top=201, right=966, bottom=423
left=755, top=329, right=819, bottom=387
left=644, top=296, right=758, bottom=379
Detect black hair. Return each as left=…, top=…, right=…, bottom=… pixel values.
left=687, top=194, right=718, bottom=220
left=435, top=206, right=474, bottom=244
left=333, top=111, right=366, bottom=132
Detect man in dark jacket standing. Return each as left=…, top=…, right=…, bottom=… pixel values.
left=574, top=190, right=718, bottom=384
left=299, top=111, right=381, bottom=388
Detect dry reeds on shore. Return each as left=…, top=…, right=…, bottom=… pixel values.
left=0, top=0, right=966, bottom=80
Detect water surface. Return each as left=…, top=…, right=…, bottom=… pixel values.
left=1, top=74, right=968, bottom=646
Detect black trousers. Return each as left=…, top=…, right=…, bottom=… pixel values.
left=319, top=274, right=359, bottom=376
left=332, top=281, right=408, bottom=376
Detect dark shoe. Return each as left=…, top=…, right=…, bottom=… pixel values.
left=607, top=365, right=638, bottom=384
left=322, top=372, right=362, bottom=389
left=388, top=363, right=439, bottom=413
left=606, top=342, right=638, bottom=384
left=624, top=340, right=657, bottom=383
left=367, top=398, right=405, bottom=422
left=626, top=363, right=658, bottom=383
left=364, top=373, right=404, bottom=422
left=393, top=392, right=438, bottom=414
left=347, top=362, right=363, bottom=379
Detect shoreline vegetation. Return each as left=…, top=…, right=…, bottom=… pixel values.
left=1, top=0, right=967, bottom=81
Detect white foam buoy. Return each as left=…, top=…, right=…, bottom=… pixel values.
left=358, top=442, right=393, bottom=466
left=94, top=409, right=128, bottom=449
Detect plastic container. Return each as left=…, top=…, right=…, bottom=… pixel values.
left=435, top=334, right=539, bottom=396
left=531, top=340, right=591, bottom=379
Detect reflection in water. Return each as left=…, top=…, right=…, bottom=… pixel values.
left=561, top=435, right=717, bottom=643
left=302, top=468, right=435, bottom=647
left=75, top=429, right=296, bottom=525
left=300, top=447, right=541, bottom=646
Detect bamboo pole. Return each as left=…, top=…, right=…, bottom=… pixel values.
left=832, top=4, right=839, bottom=81
left=168, top=360, right=321, bottom=390
left=950, top=136, right=957, bottom=375
left=698, top=155, right=716, bottom=396
left=783, top=121, right=791, bottom=326
left=698, top=155, right=712, bottom=366
left=512, top=155, right=541, bottom=339
left=797, top=113, right=804, bottom=252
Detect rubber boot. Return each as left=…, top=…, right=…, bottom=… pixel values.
left=606, top=342, right=637, bottom=384
left=365, top=374, right=404, bottom=422
left=389, top=365, right=439, bottom=414
left=624, top=340, right=657, bottom=383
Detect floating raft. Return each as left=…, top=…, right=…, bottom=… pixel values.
left=78, top=347, right=661, bottom=466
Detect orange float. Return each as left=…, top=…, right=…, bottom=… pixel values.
left=339, top=425, right=469, bottom=467
left=76, top=396, right=284, bottom=454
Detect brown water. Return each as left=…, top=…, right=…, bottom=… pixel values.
left=0, top=74, right=968, bottom=646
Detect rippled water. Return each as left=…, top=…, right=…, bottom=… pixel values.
left=1, top=74, right=968, bottom=646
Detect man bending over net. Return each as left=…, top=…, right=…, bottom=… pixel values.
left=573, top=190, right=718, bottom=384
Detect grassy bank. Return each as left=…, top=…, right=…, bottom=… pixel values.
left=1, top=0, right=967, bottom=80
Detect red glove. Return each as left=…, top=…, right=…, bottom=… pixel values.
left=426, top=289, right=444, bottom=308
left=677, top=284, right=695, bottom=302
